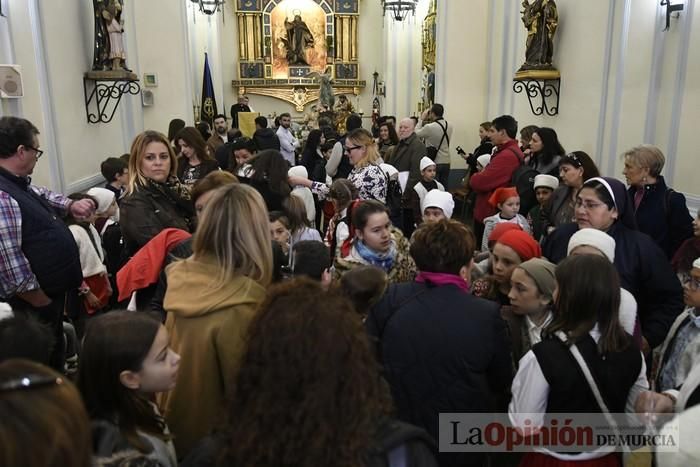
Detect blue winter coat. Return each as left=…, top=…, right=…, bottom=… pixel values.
left=628, top=176, right=693, bottom=259
left=543, top=222, right=683, bottom=348
left=366, top=281, right=513, bottom=467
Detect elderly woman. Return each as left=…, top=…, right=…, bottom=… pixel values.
left=543, top=176, right=684, bottom=353
left=366, top=219, right=512, bottom=467
left=622, top=144, right=693, bottom=259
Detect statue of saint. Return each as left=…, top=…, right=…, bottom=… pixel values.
left=92, top=0, right=109, bottom=70
left=91, top=0, right=131, bottom=72
left=518, top=0, right=558, bottom=71
left=282, top=13, right=315, bottom=66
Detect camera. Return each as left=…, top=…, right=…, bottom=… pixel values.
left=455, top=146, right=466, bottom=156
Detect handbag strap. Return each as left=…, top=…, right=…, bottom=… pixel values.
left=555, top=331, right=631, bottom=454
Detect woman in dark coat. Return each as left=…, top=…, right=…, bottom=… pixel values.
left=367, top=220, right=512, bottom=467
left=543, top=176, right=683, bottom=353
left=120, top=131, right=193, bottom=257
left=299, top=129, right=326, bottom=183
left=622, top=144, right=693, bottom=259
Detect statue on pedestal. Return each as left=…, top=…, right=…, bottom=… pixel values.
left=91, top=0, right=133, bottom=75
left=282, top=12, right=315, bottom=66
left=518, top=0, right=558, bottom=73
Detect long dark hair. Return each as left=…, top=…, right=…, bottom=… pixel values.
left=544, top=255, right=630, bottom=354
left=302, top=129, right=323, bottom=157
left=175, top=126, right=214, bottom=162
left=77, top=312, right=169, bottom=453
left=378, top=122, right=399, bottom=145
left=219, top=279, right=392, bottom=467
left=250, top=149, right=292, bottom=197
left=533, top=127, right=565, bottom=166
left=560, top=151, right=600, bottom=181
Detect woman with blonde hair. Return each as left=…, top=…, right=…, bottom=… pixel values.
left=160, top=183, right=272, bottom=457
left=623, top=144, right=693, bottom=258
left=289, top=128, right=387, bottom=203
left=120, top=130, right=194, bottom=257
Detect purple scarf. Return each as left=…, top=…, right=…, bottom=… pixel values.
left=415, top=271, right=470, bottom=293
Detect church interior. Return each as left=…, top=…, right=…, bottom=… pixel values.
left=2, top=0, right=700, bottom=465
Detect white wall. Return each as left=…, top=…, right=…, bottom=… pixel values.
left=437, top=0, right=700, bottom=205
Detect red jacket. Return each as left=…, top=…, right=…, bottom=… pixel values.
left=469, top=140, right=523, bottom=223
left=116, top=228, right=192, bottom=302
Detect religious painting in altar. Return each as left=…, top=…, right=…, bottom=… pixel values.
left=270, top=0, right=328, bottom=78
left=233, top=0, right=365, bottom=113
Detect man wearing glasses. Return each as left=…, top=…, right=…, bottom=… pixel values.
left=0, top=116, right=95, bottom=371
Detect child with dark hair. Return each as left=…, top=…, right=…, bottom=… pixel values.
left=0, top=310, right=54, bottom=365
left=100, top=156, right=129, bottom=204
left=292, top=240, right=332, bottom=288
left=338, top=265, right=388, bottom=320
left=78, top=312, right=180, bottom=466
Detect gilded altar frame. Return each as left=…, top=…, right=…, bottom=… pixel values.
left=233, top=0, right=366, bottom=112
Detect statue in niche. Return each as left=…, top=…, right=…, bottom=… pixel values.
left=334, top=94, right=355, bottom=133
left=91, top=0, right=131, bottom=72
left=518, top=0, right=558, bottom=71
left=282, top=11, right=315, bottom=66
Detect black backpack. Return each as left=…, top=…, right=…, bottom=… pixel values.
left=508, top=148, right=539, bottom=215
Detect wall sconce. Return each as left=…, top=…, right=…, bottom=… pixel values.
left=661, top=0, right=684, bottom=31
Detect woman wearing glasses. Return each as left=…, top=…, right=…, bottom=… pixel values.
left=542, top=151, right=600, bottom=236
left=288, top=128, right=387, bottom=204
left=543, top=177, right=684, bottom=356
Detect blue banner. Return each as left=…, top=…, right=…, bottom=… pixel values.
left=200, top=53, right=218, bottom=126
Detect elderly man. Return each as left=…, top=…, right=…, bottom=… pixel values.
left=0, top=116, right=96, bottom=370
left=416, top=103, right=453, bottom=187
left=230, top=95, right=251, bottom=129
left=388, top=117, right=426, bottom=236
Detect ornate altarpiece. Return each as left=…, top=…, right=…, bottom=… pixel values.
left=232, top=0, right=365, bottom=111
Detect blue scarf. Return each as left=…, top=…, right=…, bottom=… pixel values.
left=354, top=239, right=397, bottom=272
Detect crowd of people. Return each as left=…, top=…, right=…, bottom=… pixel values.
left=1, top=100, right=699, bottom=467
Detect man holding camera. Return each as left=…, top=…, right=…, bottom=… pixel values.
left=416, top=103, right=452, bottom=188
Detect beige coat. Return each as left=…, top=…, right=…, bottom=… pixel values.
left=159, top=255, right=266, bottom=457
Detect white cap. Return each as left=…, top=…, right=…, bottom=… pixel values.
left=86, top=187, right=116, bottom=214
left=693, top=257, right=700, bottom=269
left=476, top=154, right=491, bottom=168
left=288, top=165, right=308, bottom=179
left=567, top=228, right=616, bottom=263
left=421, top=189, right=454, bottom=219
left=420, top=156, right=436, bottom=172
left=534, top=174, right=559, bottom=191
left=0, top=302, right=13, bottom=321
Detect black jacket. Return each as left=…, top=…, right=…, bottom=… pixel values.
left=119, top=183, right=193, bottom=257
left=628, top=176, right=693, bottom=259
left=0, top=168, right=82, bottom=297
left=253, top=128, right=281, bottom=151
left=543, top=222, right=684, bottom=348
left=367, top=281, right=513, bottom=467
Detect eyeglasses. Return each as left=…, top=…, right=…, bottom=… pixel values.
left=680, top=274, right=700, bottom=291
left=0, top=373, right=64, bottom=393
left=25, top=145, right=44, bottom=160
left=575, top=199, right=606, bottom=211
left=344, top=145, right=363, bottom=154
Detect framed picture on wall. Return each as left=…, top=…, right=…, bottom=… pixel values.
left=143, top=73, right=158, bottom=87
